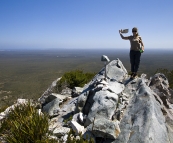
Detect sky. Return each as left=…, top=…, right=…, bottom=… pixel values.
left=0, top=0, right=173, bottom=50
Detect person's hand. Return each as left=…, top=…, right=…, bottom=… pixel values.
left=140, top=49, right=144, bottom=53
left=141, top=46, right=144, bottom=51
left=119, top=29, right=122, bottom=34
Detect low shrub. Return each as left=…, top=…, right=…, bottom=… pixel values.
left=0, top=102, right=94, bottom=143
left=0, top=102, right=57, bottom=143
left=56, top=70, right=95, bottom=92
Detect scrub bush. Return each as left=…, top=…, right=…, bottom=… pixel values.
left=0, top=102, right=94, bottom=143
left=56, top=70, right=95, bottom=92
left=0, top=102, right=57, bottom=143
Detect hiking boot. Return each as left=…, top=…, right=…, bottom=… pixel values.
left=130, top=73, right=134, bottom=79
left=133, top=73, right=138, bottom=78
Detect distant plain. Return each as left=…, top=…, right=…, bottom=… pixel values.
left=0, top=48, right=173, bottom=107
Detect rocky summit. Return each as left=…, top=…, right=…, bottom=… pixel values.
left=2, top=58, right=173, bottom=143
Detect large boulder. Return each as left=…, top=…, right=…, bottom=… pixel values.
left=114, top=78, right=172, bottom=143
left=106, top=59, right=127, bottom=81
left=41, top=93, right=71, bottom=117
left=84, top=90, right=118, bottom=126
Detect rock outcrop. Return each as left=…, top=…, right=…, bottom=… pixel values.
left=1, top=57, right=173, bottom=143
left=40, top=58, right=173, bottom=142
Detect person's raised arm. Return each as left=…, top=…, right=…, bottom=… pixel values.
left=119, top=30, right=129, bottom=40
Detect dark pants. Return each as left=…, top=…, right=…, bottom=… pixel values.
left=130, top=50, right=141, bottom=73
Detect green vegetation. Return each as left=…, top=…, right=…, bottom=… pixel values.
left=156, top=68, right=173, bottom=89
left=0, top=101, right=94, bottom=143
left=0, top=105, right=9, bottom=113
left=0, top=102, right=57, bottom=143
left=0, top=50, right=102, bottom=107
left=56, top=70, right=95, bottom=92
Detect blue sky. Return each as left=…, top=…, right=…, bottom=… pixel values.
left=0, top=0, right=173, bottom=49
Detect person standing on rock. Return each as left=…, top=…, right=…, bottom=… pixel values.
left=119, top=27, right=144, bottom=79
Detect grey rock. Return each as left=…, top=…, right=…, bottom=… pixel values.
left=83, top=131, right=96, bottom=142
left=75, top=135, right=80, bottom=140
left=87, top=118, right=120, bottom=139
left=72, top=87, right=84, bottom=97
left=51, top=93, right=71, bottom=101
left=41, top=93, right=70, bottom=107
left=53, top=126, right=70, bottom=137
left=0, top=98, right=29, bottom=120
left=38, top=78, right=61, bottom=104
left=49, top=120, right=62, bottom=131
left=107, top=80, right=124, bottom=94
left=149, top=73, right=170, bottom=96
left=76, top=59, right=127, bottom=115
left=84, top=90, right=118, bottom=126
left=61, top=134, right=68, bottom=143
left=42, top=98, right=60, bottom=116
left=45, top=94, right=62, bottom=105
left=76, top=88, right=91, bottom=113
left=72, top=113, right=79, bottom=122
left=61, top=87, right=72, bottom=95
left=115, top=78, right=171, bottom=143
left=71, top=112, right=84, bottom=126
left=48, top=135, right=58, bottom=140
left=70, top=120, right=85, bottom=135
left=78, top=112, right=84, bottom=123
left=53, top=97, right=77, bottom=123
left=170, top=89, right=173, bottom=103
left=106, top=59, right=127, bottom=81
left=72, top=112, right=84, bottom=125
left=149, top=73, right=172, bottom=108
left=38, top=58, right=173, bottom=142
left=149, top=73, right=169, bottom=89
